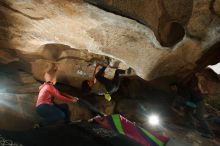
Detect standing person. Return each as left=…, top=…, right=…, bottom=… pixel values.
left=170, top=81, right=214, bottom=138
left=82, top=64, right=129, bottom=101
left=193, top=73, right=215, bottom=138
left=169, top=83, right=192, bottom=116
left=36, top=64, right=78, bottom=125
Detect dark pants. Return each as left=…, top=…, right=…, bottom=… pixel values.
left=185, top=101, right=213, bottom=134
left=36, top=103, right=70, bottom=125
left=214, top=116, right=220, bottom=126
left=95, top=67, right=125, bottom=94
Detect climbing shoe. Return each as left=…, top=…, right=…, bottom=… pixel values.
left=126, top=67, right=132, bottom=75
left=116, top=69, right=126, bottom=75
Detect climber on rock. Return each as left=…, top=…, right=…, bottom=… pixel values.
left=82, top=62, right=130, bottom=101
left=36, top=63, right=78, bottom=126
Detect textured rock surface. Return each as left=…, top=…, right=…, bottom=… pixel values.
left=0, top=1, right=220, bottom=145
left=213, top=0, right=220, bottom=16
left=86, top=0, right=192, bottom=47
left=0, top=0, right=219, bottom=84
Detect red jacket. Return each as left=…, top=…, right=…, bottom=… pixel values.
left=36, top=82, right=74, bottom=107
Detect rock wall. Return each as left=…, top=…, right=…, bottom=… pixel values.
left=0, top=0, right=219, bottom=85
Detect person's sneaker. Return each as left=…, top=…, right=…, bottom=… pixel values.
left=126, top=67, right=132, bottom=75
left=116, top=69, right=126, bottom=75
left=69, top=120, right=82, bottom=124
left=117, top=68, right=132, bottom=76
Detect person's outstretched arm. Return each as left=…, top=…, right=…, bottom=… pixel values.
left=48, top=85, right=78, bottom=103
left=62, top=92, right=79, bottom=102
left=89, top=64, right=99, bottom=86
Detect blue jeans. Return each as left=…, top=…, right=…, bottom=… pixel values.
left=36, top=103, right=70, bottom=125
